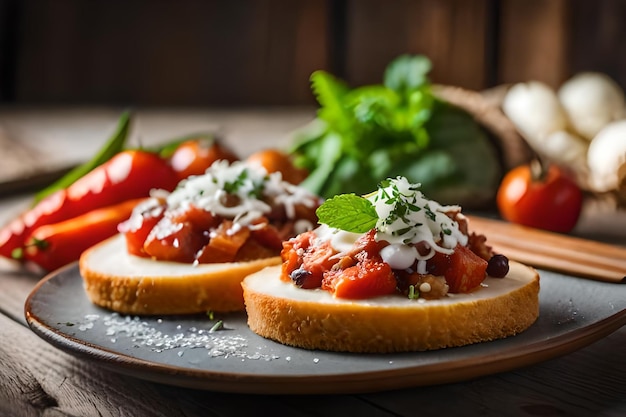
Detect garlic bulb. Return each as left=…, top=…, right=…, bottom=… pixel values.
left=558, top=72, right=626, bottom=140
left=587, top=120, right=626, bottom=192
left=502, top=81, right=587, bottom=168
left=542, top=130, right=588, bottom=170
left=503, top=81, right=569, bottom=146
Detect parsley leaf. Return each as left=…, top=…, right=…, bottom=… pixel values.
left=223, top=169, right=248, bottom=194
left=384, top=54, right=431, bottom=95
left=316, top=194, right=378, bottom=233
left=289, top=54, right=501, bottom=209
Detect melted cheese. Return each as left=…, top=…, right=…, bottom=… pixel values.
left=166, top=160, right=317, bottom=226
left=122, top=160, right=319, bottom=238
left=369, top=177, right=467, bottom=251
left=315, top=177, right=470, bottom=269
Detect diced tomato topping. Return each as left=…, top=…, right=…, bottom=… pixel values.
left=281, top=230, right=488, bottom=298
left=196, top=220, right=250, bottom=263
left=280, top=231, right=338, bottom=289
left=249, top=220, right=284, bottom=251
left=345, top=229, right=386, bottom=258
left=281, top=238, right=304, bottom=283
left=124, top=214, right=161, bottom=257
left=172, top=204, right=220, bottom=231
left=143, top=217, right=208, bottom=263
left=120, top=201, right=166, bottom=258
left=300, top=240, right=337, bottom=277
left=235, top=236, right=280, bottom=261
left=323, top=258, right=397, bottom=299
left=436, top=244, right=488, bottom=293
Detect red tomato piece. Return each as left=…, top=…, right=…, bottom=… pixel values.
left=280, top=231, right=337, bottom=289
left=196, top=220, right=251, bottom=263
left=280, top=236, right=306, bottom=282
left=325, top=258, right=397, bottom=299
left=441, top=244, right=488, bottom=293
left=143, top=217, right=207, bottom=263
left=298, top=240, right=337, bottom=288
left=250, top=222, right=285, bottom=251
left=171, top=205, right=220, bottom=232
left=235, top=237, right=280, bottom=261
left=119, top=200, right=166, bottom=257
left=497, top=161, right=583, bottom=233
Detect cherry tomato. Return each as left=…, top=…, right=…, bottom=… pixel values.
left=496, top=161, right=583, bottom=233
left=246, top=149, right=308, bottom=184
left=169, top=138, right=238, bottom=180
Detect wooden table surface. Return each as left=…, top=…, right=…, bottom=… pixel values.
left=1, top=108, right=625, bottom=417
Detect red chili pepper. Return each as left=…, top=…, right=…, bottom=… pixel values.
left=21, top=198, right=146, bottom=272
left=0, top=150, right=179, bottom=260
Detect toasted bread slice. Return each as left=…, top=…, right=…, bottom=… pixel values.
left=80, top=234, right=280, bottom=315
left=242, top=261, right=540, bottom=352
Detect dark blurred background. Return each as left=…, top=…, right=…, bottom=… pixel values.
left=0, top=0, right=625, bottom=107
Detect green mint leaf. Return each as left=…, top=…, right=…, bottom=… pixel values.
left=316, top=194, right=378, bottom=233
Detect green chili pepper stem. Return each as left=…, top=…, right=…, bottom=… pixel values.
left=33, top=110, right=133, bottom=204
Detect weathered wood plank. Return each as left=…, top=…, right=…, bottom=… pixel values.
left=497, top=0, right=569, bottom=88
left=569, top=0, right=626, bottom=87
left=358, top=327, right=626, bottom=417
left=343, top=0, right=491, bottom=90
left=13, top=0, right=329, bottom=106
left=0, top=312, right=399, bottom=417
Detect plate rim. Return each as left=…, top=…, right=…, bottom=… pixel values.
left=24, top=263, right=626, bottom=395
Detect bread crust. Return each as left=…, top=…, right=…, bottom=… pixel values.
left=80, top=234, right=280, bottom=315
left=242, top=261, right=540, bottom=353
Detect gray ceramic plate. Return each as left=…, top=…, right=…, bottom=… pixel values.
left=25, top=264, right=626, bottom=394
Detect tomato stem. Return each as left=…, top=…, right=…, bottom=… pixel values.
left=529, top=158, right=550, bottom=182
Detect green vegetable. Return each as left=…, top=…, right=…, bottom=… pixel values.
left=290, top=54, right=501, bottom=208
left=408, top=284, right=419, bottom=300
left=316, top=193, right=378, bottom=233
left=34, top=111, right=132, bottom=203
left=209, top=320, right=224, bottom=333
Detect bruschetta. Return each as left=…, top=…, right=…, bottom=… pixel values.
left=80, top=160, right=321, bottom=315
left=242, top=176, right=540, bottom=352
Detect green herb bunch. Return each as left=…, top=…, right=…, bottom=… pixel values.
left=290, top=55, right=501, bottom=208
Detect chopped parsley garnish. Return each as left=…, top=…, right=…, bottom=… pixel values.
left=317, top=178, right=430, bottom=235
left=408, top=284, right=419, bottom=300
left=208, top=320, right=224, bottom=333
left=222, top=168, right=264, bottom=198
left=315, top=176, right=463, bottom=249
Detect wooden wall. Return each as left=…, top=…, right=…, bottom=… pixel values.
left=0, top=0, right=624, bottom=107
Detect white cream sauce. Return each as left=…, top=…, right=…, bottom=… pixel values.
left=316, top=177, right=469, bottom=269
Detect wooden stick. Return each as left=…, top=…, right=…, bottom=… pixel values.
left=467, top=215, right=626, bottom=283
